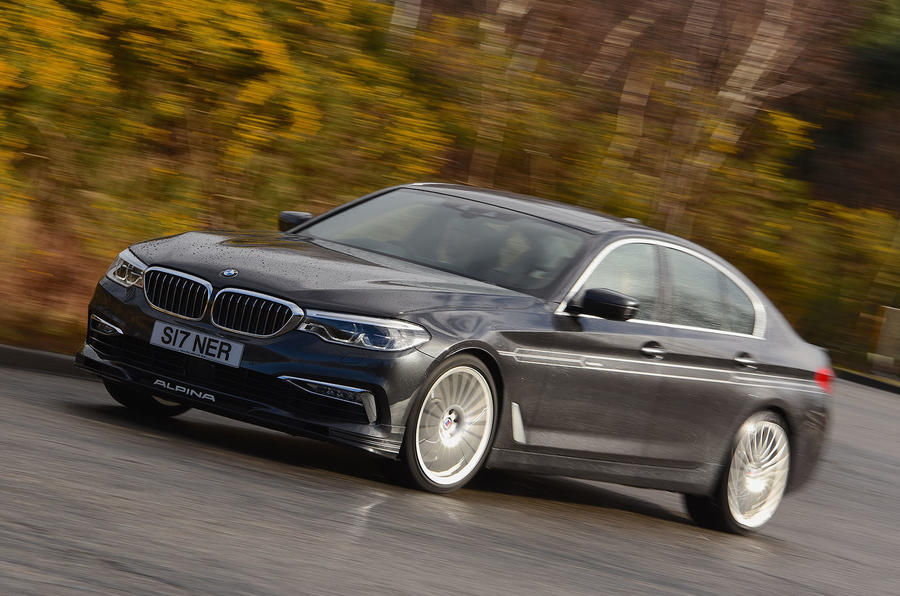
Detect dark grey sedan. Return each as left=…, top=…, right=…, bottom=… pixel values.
left=77, top=183, right=832, bottom=533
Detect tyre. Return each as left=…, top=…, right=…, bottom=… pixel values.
left=104, top=379, right=192, bottom=418
left=684, top=411, right=790, bottom=534
left=402, top=355, right=498, bottom=493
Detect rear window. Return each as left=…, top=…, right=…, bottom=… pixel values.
left=664, top=248, right=756, bottom=335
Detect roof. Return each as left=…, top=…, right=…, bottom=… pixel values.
left=406, top=183, right=644, bottom=236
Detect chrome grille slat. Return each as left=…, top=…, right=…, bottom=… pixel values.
left=143, top=267, right=211, bottom=321
left=156, top=272, right=165, bottom=305
left=219, top=293, right=226, bottom=326
left=190, top=282, right=203, bottom=316
left=211, top=289, right=301, bottom=337
left=146, top=271, right=156, bottom=302
left=228, top=294, right=239, bottom=329
left=178, top=278, right=188, bottom=313
left=233, top=294, right=243, bottom=330
left=235, top=296, right=244, bottom=328
left=149, top=271, right=159, bottom=303
left=250, top=298, right=258, bottom=334
left=262, top=302, right=275, bottom=336
left=239, top=295, right=251, bottom=331
left=221, top=292, right=232, bottom=329
left=163, top=274, right=174, bottom=309
left=173, top=278, right=184, bottom=314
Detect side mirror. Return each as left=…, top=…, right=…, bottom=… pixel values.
left=572, top=288, right=639, bottom=321
left=278, top=211, right=313, bottom=232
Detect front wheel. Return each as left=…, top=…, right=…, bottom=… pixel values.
left=402, top=355, right=498, bottom=493
left=684, top=411, right=791, bottom=534
left=104, top=380, right=192, bottom=418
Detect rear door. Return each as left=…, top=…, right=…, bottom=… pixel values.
left=643, top=245, right=768, bottom=467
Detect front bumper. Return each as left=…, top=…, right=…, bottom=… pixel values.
left=78, top=278, right=436, bottom=458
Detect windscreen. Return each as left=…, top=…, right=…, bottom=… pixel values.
left=302, top=189, right=587, bottom=295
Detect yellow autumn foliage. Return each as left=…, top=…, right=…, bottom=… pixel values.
left=0, top=0, right=893, bottom=369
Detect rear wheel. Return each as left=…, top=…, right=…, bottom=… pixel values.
left=684, top=411, right=790, bottom=534
left=402, top=355, right=497, bottom=493
left=104, top=380, right=192, bottom=418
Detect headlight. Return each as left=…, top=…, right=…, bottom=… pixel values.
left=298, top=310, right=430, bottom=351
left=105, top=249, right=147, bottom=288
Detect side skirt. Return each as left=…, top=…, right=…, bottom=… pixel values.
left=486, top=447, right=721, bottom=495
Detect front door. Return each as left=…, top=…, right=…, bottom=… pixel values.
left=528, top=241, right=668, bottom=462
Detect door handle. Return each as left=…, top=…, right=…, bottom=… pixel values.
left=734, top=353, right=758, bottom=369
left=640, top=342, right=666, bottom=359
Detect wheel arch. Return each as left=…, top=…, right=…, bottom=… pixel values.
left=399, top=345, right=505, bottom=492
left=703, top=403, right=795, bottom=498
left=401, top=343, right=506, bottom=428
left=444, top=346, right=505, bottom=420
left=760, top=404, right=798, bottom=490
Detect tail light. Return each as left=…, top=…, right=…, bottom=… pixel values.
left=815, top=368, right=834, bottom=393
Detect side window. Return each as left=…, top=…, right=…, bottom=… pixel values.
left=664, top=248, right=755, bottom=334
left=583, top=242, right=660, bottom=320
left=722, top=274, right=755, bottom=335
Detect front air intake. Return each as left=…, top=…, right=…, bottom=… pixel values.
left=143, top=267, right=211, bottom=320
left=211, top=289, right=303, bottom=337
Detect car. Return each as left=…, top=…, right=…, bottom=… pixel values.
left=76, top=183, right=832, bottom=533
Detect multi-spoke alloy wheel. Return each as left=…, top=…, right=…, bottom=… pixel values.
left=683, top=411, right=791, bottom=534
left=726, top=414, right=790, bottom=528
left=403, top=356, right=497, bottom=493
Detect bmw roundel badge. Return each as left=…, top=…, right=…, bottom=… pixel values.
left=221, top=269, right=239, bottom=278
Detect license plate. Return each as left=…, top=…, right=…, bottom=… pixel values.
left=150, top=321, right=244, bottom=368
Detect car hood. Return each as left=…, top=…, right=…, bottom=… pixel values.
left=130, top=231, right=539, bottom=317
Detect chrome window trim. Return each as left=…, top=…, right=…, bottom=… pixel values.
left=555, top=238, right=767, bottom=338
left=623, top=318, right=762, bottom=339
left=142, top=266, right=213, bottom=322
left=210, top=288, right=304, bottom=338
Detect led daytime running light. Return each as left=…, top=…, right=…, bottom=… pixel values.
left=106, top=249, right=147, bottom=288
left=297, top=309, right=430, bottom=351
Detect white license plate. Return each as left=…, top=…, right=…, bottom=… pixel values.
left=150, top=321, right=244, bottom=368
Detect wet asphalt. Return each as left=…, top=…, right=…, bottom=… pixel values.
left=0, top=368, right=897, bottom=595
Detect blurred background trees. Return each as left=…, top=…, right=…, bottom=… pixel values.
left=0, top=0, right=896, bottom=368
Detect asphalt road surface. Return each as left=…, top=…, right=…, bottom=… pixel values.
left=1, top=368, right=897, bottom=595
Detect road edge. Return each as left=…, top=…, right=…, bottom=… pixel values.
left=835, top=368, right=899, bottom=394
left=0, top=343, right=98, bottom=381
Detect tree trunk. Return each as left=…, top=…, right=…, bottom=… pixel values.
left=389, top=0, right=422, bottom=44
left=579, top=0, right=667, bottom=86
left=657, top=0, right=803, bottom=233
left=467, top=0, right=546, bottom=187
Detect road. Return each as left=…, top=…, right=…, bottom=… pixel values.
left=0, top=368, right=897, bottom=595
